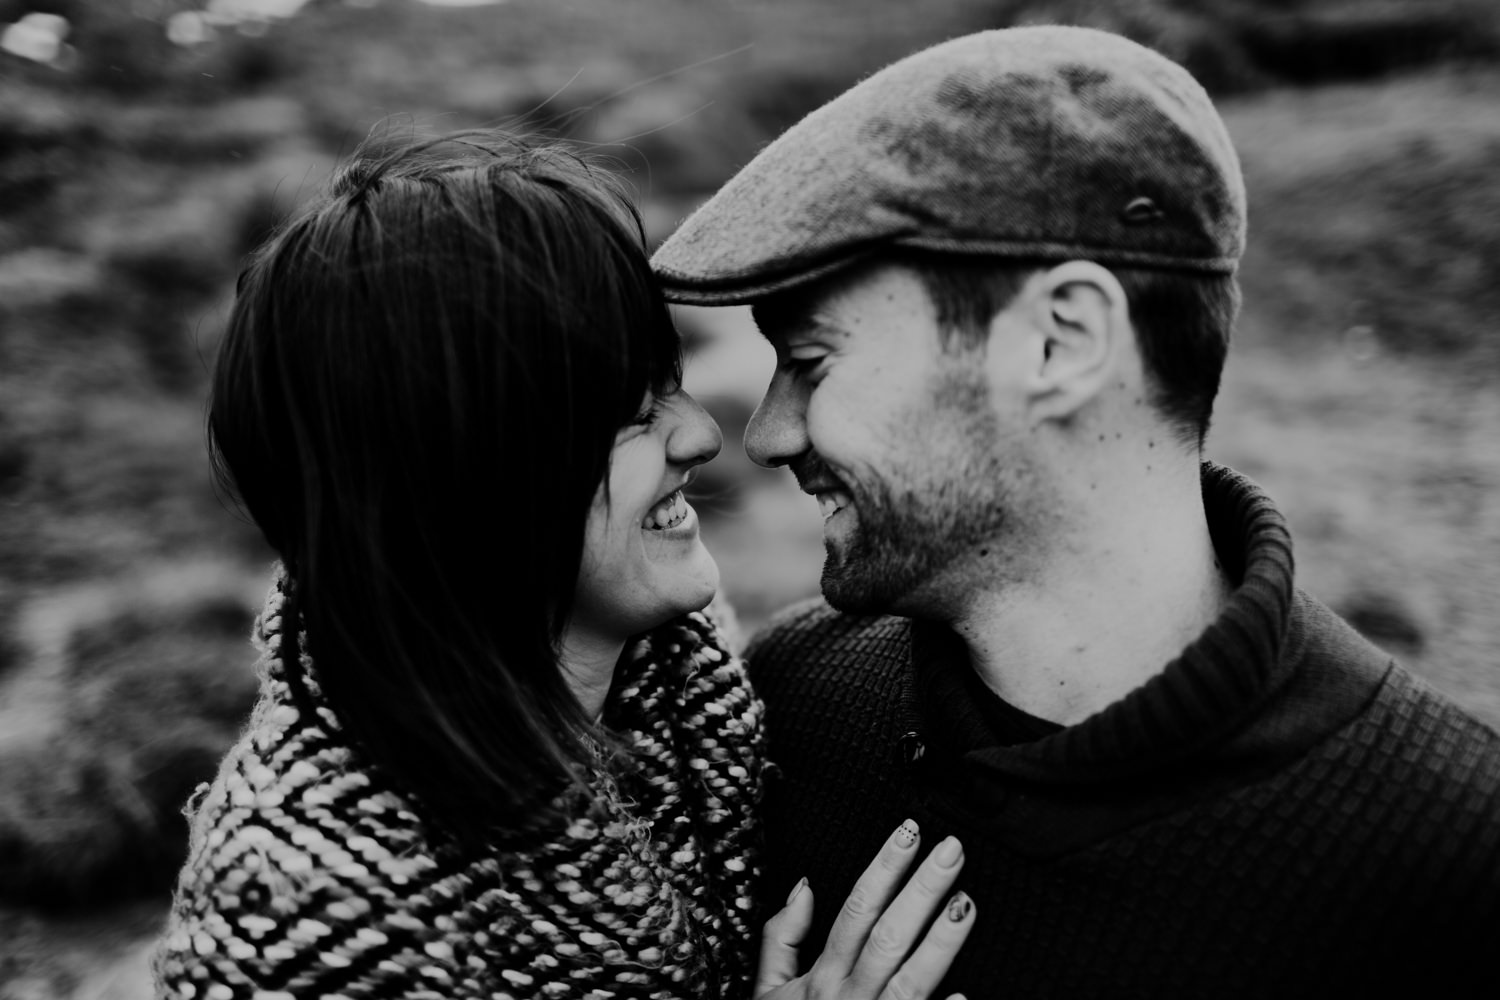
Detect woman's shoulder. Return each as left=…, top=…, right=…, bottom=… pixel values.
left=154, top=706, right=643, bottom=995
left=182, top=684, right=428, bottom=870
left=150, top=685, right=726, bottom=996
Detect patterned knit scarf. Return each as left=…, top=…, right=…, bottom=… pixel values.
left=154, top=573, right=765, bottom=999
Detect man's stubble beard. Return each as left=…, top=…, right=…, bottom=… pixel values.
left=819, top=374, right=1027, bottom=617
left=820, top=475, right=943, bottom=615
left=819, top=468, right=1016, bottom=616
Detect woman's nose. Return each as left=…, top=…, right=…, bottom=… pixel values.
left=666, top=389, right=723, bottom=468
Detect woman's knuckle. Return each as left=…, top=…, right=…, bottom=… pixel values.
left=840, top=884, right=874, bottom=920
left=800, top=967, right=835, bottom=1000
left=865, top=922, right=905, bottom=960
left=883, top=970, right=924, bottom=1000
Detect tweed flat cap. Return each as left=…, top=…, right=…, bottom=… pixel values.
left=652, top=26, right=1246, bottom=305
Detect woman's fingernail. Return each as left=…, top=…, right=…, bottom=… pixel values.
left=946, top=891, right=972, bottom=922
left=893, top=819, right=919, bottom=849
left=786, top=877, right=808, bottom=906
left=932, top=835, right=962, bottom=868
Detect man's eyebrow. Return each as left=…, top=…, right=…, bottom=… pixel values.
left=752, top=304, right=844, bottom=344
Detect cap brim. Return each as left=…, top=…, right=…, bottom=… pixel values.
left=657, top=250, right=876, bottom=306
left=657, top=236, right=1238, bottom=306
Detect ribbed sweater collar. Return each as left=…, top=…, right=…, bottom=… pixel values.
left=910, top=463, right=1297, bottom=784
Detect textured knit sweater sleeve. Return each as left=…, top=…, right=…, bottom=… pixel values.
left=154, top=581, right=766, bottom=1000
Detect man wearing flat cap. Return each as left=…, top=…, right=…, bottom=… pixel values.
left=653, top=26, right=1500, bottom=997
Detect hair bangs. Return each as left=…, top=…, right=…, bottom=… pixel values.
left=546, top=172, right=684, bottom=429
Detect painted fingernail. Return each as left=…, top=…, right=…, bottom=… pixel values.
left=946, top=891, right=972, bottom=922
left=931, top=836, right=962, bottom=868
left=893, top=819, right=919, bottom=849
left=786, top=877, right=808, bottom=906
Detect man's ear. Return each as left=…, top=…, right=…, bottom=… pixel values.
left=1018, top=260, right=1131, bottom=422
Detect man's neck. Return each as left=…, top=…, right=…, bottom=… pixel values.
left=945, top=460, right=1232, bottom=726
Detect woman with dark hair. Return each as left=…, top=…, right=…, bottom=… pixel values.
left=153, top=131, right=973, bottom=1000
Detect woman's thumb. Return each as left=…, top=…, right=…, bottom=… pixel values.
left=753, top=878, right=814, bottom=998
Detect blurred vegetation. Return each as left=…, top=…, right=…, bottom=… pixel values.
left=1, top=0, right=1499, bottom=993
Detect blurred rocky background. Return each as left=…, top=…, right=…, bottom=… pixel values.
left=1, top=0, right=1498, bottom=995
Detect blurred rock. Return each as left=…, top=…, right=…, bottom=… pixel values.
left=0, top=561, right=264, bottom=908
left=1238, top=0, right=1500, bottom=85
left=55, top=0, right=196, bottom=94
left=0, top=13, right=71, bottom=69
left=1236, top=82, right=1500, bottom=370
left=584, top=86, right=749, bottom=194
left=0, top=897, right=164, bottom=1000
left=1004, top=0, right=1500, bottom=93
left=75, top=936, right=156, bottom=1000
left=0, top=585, right=18, bottom=681
left=0, top=83, right=88, bottom=252
left=104, top=96, right=309, bottom=161
left=0, top=250, right=101, bottom=313
left=1338, top=590, right=1428, bottom=657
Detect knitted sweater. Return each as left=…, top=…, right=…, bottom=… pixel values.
left=154, top=575, right=765, bottom=999
left=748, top=464, right=1500, bottom=998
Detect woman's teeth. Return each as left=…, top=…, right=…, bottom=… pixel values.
left=817, top=491, right=851, bottom=521
left=643, top=490, right=690, bottom=530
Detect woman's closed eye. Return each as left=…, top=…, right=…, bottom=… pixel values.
left=629, top=386, right=676, bottom=431
left=631, top=400, right=661, bottom=429
left=630, top=378, right=689, bottom=430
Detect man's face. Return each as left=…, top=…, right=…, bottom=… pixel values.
left=745, top=261, right=1034, bottom=616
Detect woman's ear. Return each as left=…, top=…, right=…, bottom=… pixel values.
left=1021, top=260, right=1131, bottom=422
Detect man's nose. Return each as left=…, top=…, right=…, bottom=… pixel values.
left=743, top=376, right=808, bottom=469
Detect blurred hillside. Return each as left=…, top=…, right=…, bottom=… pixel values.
left=2, top=0, right=1499, bottom=996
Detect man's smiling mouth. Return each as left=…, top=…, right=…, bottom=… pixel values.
left=815, top=490, right=852, bottom=521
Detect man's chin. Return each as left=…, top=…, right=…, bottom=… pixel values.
left=820, top=552, right=896, bottom=616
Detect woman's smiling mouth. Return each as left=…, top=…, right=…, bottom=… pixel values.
left=643, top=489, right=690, bottom=530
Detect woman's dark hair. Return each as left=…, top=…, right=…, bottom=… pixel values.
left=209, top=128, right=681, bottom=843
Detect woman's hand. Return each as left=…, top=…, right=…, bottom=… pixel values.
left=754, top=819, right=974, bottom=1000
